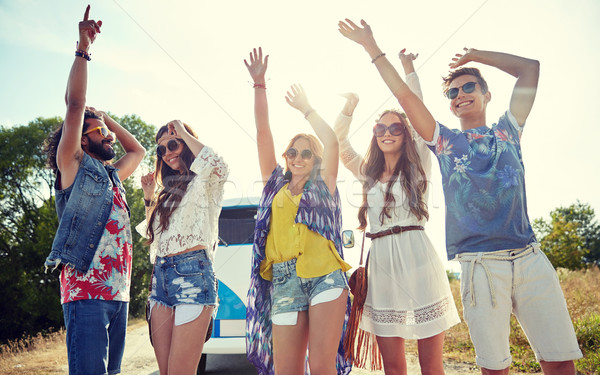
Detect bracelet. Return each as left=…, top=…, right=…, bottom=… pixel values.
left=75, top=49, right=91, bottom=61
left=371, top=52, right=386, bottom=63
left=144, top=198, right=152, bottom=207
left=253, top=83, right=266, bottom=89
left=304, top=108, right=315, bottom=119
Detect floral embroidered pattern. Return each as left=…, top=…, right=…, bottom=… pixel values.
left=363, top=295, right=455, bottom=325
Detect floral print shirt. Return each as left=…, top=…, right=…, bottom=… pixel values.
left=427, top=111, right=536, bottom=260
left=60, top=186, right=132, bottom=303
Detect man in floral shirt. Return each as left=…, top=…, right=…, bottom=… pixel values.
left=423, top=49, right=582, bottom=374
left=44, top=6, right=145, bottom=374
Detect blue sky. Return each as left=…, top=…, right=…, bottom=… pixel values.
left=1, top=0, right=599, bottom=269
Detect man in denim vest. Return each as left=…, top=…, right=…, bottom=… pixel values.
left=43, top=6, right=145, bottom=374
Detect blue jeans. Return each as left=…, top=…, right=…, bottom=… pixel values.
left=62, top=299, right=128, bottom=375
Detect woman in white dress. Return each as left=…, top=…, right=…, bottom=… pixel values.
left=334, top=50, right=460, bottom=374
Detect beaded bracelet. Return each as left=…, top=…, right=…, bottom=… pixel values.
left=304, top=108, right=315, bottom=119
left=253, top=83, right=266, bottom=89
left=371, top=52, right=386, bottom=63
left=75, top=49, right=91, bottom=61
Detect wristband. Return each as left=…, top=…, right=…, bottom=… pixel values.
left=304, top=108, right=315, bottom=119
left=253, top=83, right=266, bottom=89
left=75, top=49, right=91, bottom=61
left=371, top=52, right=386, bottom=63
left=144, top=198, right=152, bottom=207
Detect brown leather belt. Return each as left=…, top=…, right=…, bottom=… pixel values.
left=366, top=225, right=424, bottom=239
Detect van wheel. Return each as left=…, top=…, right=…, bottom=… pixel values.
left=196, top=354, right=207, bottom=375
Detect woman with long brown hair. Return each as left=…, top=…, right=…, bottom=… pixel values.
left=334, top=51, right=459, bottom=374
left=137, top=120, right=228, bottom=374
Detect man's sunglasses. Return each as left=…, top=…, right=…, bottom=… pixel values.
left=157, top=139, right=183, bottom=158
left=373, top=122, right=405, bottom=137
left=83, top=126, right=115, bottom=139
left=286, top=147, right=313, bottom=160
left=446, top=81, right=478, bottom=100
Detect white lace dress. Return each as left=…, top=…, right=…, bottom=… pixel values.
left=360, top=174, right=460, bottom=338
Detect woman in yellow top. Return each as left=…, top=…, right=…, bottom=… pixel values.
left=245, top=47, right=352, bottom=375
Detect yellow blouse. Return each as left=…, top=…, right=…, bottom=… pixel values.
left=260, top=184, right=351, bottom=281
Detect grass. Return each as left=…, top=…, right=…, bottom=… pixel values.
left=0, top=329, right=67, bottom=375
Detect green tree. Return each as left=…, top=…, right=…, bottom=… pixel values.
left=533, top=201, right=600, bottom=270
left=0, top=114, right=157, bottom=343
left=0, top=117, right=63, bottom=341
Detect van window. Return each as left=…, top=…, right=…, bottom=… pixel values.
left=218, top=207, right=257, bottom=245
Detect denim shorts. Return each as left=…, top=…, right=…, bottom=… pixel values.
left=150, top=249, right=217, bottom=308
left=271, top=258, right=348, bottom=316
left=62, top=299, right=128, bottom=375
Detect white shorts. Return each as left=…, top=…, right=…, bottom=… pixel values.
left=457, top=244, right=582, bottom=370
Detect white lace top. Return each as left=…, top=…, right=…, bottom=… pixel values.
left=136, top=146, right=229, bottom=264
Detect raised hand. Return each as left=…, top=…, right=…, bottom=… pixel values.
left=398, top=48, right=419, bottom=64
left=78, top=5, right=102, bottom=50
left=338, top=19, right=375, bottom=47
left=167, top=120, right=187, bottom=138
left=339, top=92, right=359, bottom=117
left=244, top=47, right=269, bottom=83
left=449, top=47, right=475, bottom=69
left=285, top=84, right=312, bottom=114
left=141, top=172, right=156, bottom=199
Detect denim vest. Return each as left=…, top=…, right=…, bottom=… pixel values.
left=45, top=153, right=130, bottom=273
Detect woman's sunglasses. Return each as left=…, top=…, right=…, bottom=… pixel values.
left=157, top=139, right=183, bottom=158
left=83, top=126, right=115, bottom=139
left=446, top=81, right=477, bottom=100
left=373, top=122, right=405, bottom=137
left=286, top=147, right=313, bottom=160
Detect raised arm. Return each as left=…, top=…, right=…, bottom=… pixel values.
left=333, top=93, right=363, bottom=180
left=398, top=49, right=424, bottom=102
left=285, top=84, right=339, bottom=194
left=338, top=19, right=436, bottom=142
left=450, top=48, right=540, bottom=126
left=57, top=5, right=102, bottom=188
left=244, top=47, right=276, bottom=184
left=93, top=109, right=145, bottom=181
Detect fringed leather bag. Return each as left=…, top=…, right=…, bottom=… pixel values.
left=343, top=231, right=383, bottom=370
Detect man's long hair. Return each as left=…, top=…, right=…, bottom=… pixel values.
left=357, top=110, right=429, bottom=230
left=43, top=108, right=104, bottom=175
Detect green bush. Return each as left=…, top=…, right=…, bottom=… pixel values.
left=575, top=313, right=600, bottom=374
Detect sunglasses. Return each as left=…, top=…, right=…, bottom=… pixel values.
left=83, top=126, right=115, bottom=139
left=157, top=139, right=183, bottom=158
left=373, top=122, right=405, bottom=137
left=286, top=147, right=313, bottom=160
left=446, top=81, right=478, bottom=100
